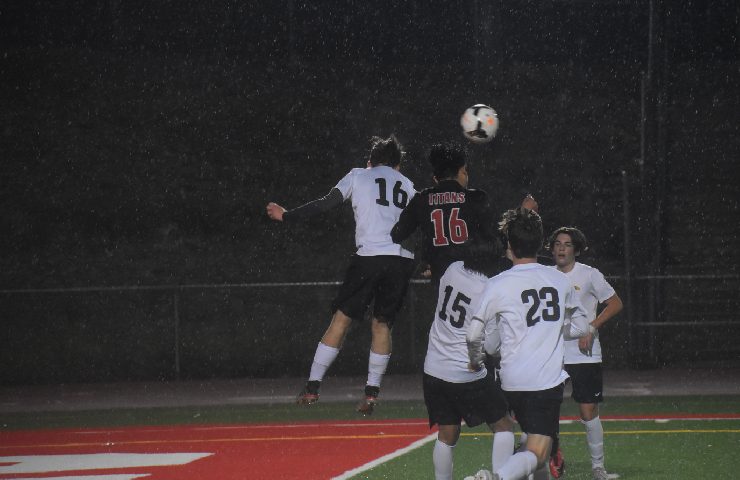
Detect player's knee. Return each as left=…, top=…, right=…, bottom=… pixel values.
left=579, top=403, right=598, bottom=421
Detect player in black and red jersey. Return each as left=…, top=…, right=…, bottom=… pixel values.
left=391, top=142, right=536, bottom=284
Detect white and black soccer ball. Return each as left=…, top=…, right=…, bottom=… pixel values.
left=460, top=104, right=499, bottom=144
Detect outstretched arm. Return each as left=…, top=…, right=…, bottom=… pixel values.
left=266, top=188, right=344, bottom=222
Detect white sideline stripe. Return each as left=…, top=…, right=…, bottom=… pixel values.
left=0, top=453, right=212, bottom=474
left=330, top=432, right=437, bottom=480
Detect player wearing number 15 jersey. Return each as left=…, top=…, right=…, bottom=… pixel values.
left=266, top=135, right=416, bottom=414
left=423, top=240, right=512, bottom=480
left=466, top=208, right=589, bottom=480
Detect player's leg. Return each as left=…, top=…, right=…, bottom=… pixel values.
left=434, top=424, right=461, bottom=480
left=357, top=316, right=392, bottom=414
left=495, top=385, right=563, bottom=480
left=298, top=256, right=370, bottom=405
left=297, top=310, right=352, bottom=404
left=570, top=363, right=614, bottom=479
left=580, top=402, right=608, bottom=479
left=490, top=415, right=516, bottom=474
left=424, top=374, right=463, bottom=480
left=358, top=256, right=414, bottom=415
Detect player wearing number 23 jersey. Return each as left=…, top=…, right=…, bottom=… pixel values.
left=470, top=262, right=589, bottom=392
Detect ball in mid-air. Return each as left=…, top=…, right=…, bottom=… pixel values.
left=460, top=104, right=499, bottom=144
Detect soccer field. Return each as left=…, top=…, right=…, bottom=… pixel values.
left=1, top=395, right=738, bottom=479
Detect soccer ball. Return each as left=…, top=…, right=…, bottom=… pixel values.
left=460, top=104, right=499, bottom=144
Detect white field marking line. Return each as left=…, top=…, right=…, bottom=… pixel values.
left=331, top=432, right=438, bottom=480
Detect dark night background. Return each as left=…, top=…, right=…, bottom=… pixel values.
left=0, top=1, right=738, bottom=385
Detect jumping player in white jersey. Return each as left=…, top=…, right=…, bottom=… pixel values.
left=266, top=135, right=416, bottom=414
left=548, top=227, right=623, bottom=480
left=466, top=208, right=590, bottom=480
left=423, top=239, right=513, bottom=480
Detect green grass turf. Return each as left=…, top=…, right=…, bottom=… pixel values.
left=2, top=395, right=738, bottom=431
left=349, top=419, right=740, bottom=480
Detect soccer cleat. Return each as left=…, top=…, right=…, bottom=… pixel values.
left=356, top=385, right=380, bottom=416
left=592, top=466, right=619, bottom=480
left=473, top=469, right=496, bottom=480
left=296, top=380, right=320, bottom=405
left=549, top=447, right=565, bottom=478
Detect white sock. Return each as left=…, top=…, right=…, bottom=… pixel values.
left=496, top=450, right=537, bottom=480
left=308, top=342, right=339, bottom=382
left=584, top=416, right=605, bottom=468
left=493, top=431, right=515, bottom=472
left=433, top=439, right=455, bottom=480
left=367, top=350, right=391, bottom=388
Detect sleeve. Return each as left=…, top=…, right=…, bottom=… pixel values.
left=391, top=194, right=421, bottom=243
left=466, top=318, right=487, bottom=367
left=467, top=283, right=499, bottom=364
left=590, top=268, right=617, bottom=303
left=333, top=169, right=355, bottom=200
left=283, top=188, right=344, bottom=222
left=483, top=321, right=502, bottom=355
left=563, top=284, right=591, bottom=339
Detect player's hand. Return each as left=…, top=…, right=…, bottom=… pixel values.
left=468, top=362, right=482, bottom=372
left=420, top=268, right=432, bottom=278
left=266, top=202, right=286, bottom=221
left=521, top=194, right=538, bottom=213
left=579, top=332, right=594, bottom=356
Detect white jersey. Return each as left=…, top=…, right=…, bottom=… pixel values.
left=555, top=262, right=616, bottom=364
left=424, top=261, right=490, bottom=383
left=473, top=263, right=589, bottom=392
left=334, top=166, right=415, bottom=258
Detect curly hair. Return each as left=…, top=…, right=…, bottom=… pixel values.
left=499, top=207, right=543, bottom=259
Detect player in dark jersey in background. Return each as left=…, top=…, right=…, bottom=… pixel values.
left=391, top=142, right=537, bottom=284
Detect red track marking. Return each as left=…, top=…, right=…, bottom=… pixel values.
left=0, top=420, right=436, bottom=480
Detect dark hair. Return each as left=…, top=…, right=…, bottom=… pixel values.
left=462, top=236, right=499, bottom=277
left=428, top=142, right=467, bottom=179
left=369, top=135, right=405, bottom=167
left=498, top=208, right=543, bottom=259
left=547, top=227, right=588, bottom=255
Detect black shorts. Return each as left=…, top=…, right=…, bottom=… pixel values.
left=564, top=363, right=604, bottom=404
left=504, top=383, right=564, bottom=439
left=331, top=255, right=415, bottom=327
left=423, top=371, right=508, bottom=429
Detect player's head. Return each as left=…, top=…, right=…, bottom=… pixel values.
left=547, top=227, right=587, bottom=268
left=462, top=236, right=499, bottom=277
left=498, top=207, right=543, bottom=260
left=368, top=134, right=405, bottom=168
left=428, top=142, right=468, bottom=187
